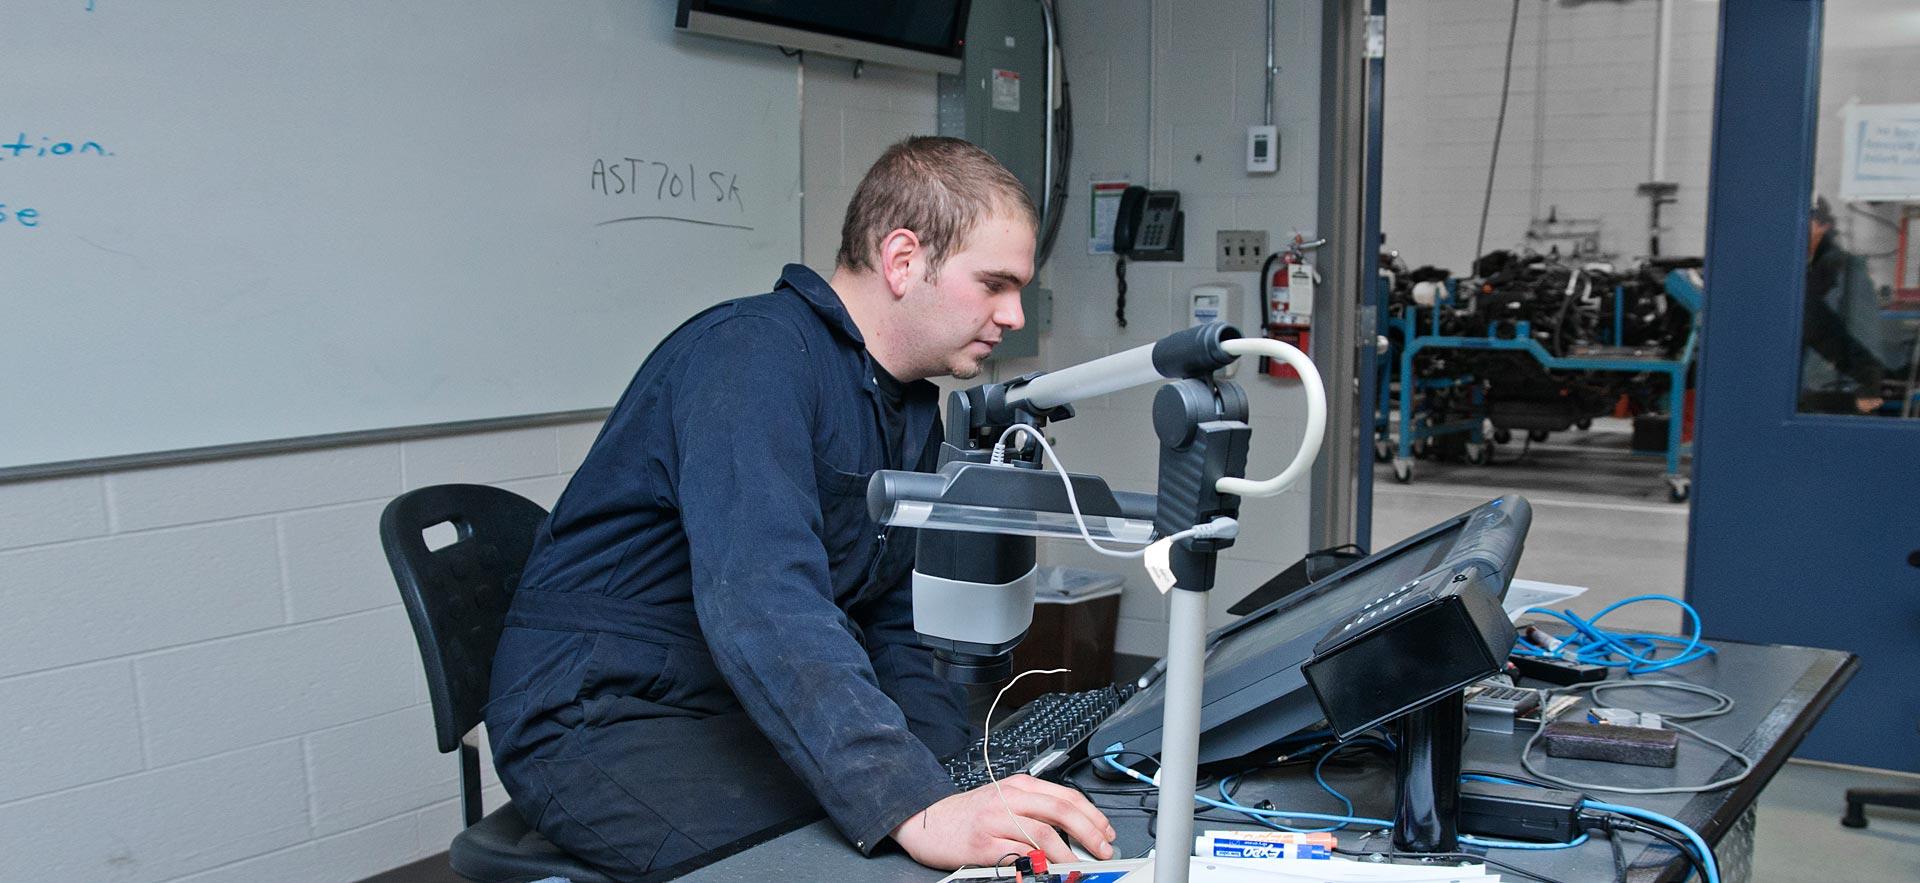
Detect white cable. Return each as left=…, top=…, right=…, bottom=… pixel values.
left=994, top=423, right=1215, bottom=559
left=1213, top=337, right=1326, bottom=498
left=984, top=667, right=1071, bottom=852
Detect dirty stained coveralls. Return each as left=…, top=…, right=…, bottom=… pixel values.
left=486, top=264, right=971, bottom=875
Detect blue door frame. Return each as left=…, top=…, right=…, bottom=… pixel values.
left=1688, top=0, right=1920, bottom=771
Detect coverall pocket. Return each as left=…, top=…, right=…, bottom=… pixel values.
left=577, top=632, right=676, bottom=726
left=811, top=454, right=877, bottom=571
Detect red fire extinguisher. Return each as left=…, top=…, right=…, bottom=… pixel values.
left=1260, top=236, right=1321, bottom=379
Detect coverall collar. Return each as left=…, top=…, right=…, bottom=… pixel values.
left=777, top=264, right=943, bottom=407
left=778, top=263, right=867, bottom=346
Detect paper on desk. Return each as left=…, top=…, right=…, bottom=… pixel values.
left=1110, top=856, right=1498, bottom=882
left=938, top=856, right=1497, bottom=882
left=1502, top=578, right=1586, bottom=621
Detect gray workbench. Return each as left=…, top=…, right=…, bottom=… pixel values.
left=666, top=640, right=1854, bottom=883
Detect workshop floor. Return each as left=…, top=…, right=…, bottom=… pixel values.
left=1374, top=418, right=1920, bottom=883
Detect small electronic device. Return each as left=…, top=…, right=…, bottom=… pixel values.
left=1458, top=780, right=1585, bottom=844
left=1091, top=495, right=1530, bottom=762
left=1113, top=186, right=1183, bottom=261
left=1187, top=284, right=1241, bottom=330
left=1303, top=564, right=1516, bottom=739
left=1464, top=682, right=1542, bottom=734
left=1246, top=125, right=1278, bottom=174
left=942, top=683, right=1137, bottom=789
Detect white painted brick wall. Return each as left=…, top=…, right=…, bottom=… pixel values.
left=1381, top=0, right=1721, bottom=269
left=1038, top=0, right=1320, bottom=657
left=0, top=661, right=144, bottom=803
left=0, top=51, right=937, bottom=882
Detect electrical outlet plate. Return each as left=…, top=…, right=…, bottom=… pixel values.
left=1216, top=230, right=1270, bottom=272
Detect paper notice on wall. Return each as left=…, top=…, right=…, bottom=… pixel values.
left=991, top=68, right=1021, bottom=112
left=1090, top=179, right=1130, bottom=254
left=1840, top=102, right=1920, bottom=201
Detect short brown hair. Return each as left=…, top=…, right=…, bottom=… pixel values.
left=835, top=136, right=1037, bottom=276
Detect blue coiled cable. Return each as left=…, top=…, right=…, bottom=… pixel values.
left=1512, top=593, right=1715, bottom=673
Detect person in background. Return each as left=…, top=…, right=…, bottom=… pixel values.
left=1800, top=196, right=1887, bottom=414
left=484, top=136, right=1115, bottom=880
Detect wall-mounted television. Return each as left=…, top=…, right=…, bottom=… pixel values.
left=676, top=1, right=972, bottom=76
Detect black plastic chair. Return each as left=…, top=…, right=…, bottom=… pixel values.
left=381, top=484, right=613, bottom=883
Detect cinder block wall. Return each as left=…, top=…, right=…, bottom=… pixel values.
left=0, top=56, right=937, bottom=883
left=1033, top=0, right=1323, bottom=658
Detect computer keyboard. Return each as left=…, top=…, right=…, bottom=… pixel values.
left=943, top=683, right=1138, bottom=789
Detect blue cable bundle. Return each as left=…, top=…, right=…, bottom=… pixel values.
left=1513, top=593, right=1715, bottom=673
left=1108, top=754, right=1590, bottom=852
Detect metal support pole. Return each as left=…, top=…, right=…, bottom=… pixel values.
left=1151, top=585, right=1210, bottom=883
left=1392, top=693, right=1465, bottom=853
left=459, top=741, right=484, bottom=827
left=1312, top=0, right=1368, bottom=552
left=1354, top=0, right=1387, bottom=551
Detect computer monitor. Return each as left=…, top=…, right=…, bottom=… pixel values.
left=676, top=0, right=972, bottom=75
left=1089, top=495, right=1531, bottom=764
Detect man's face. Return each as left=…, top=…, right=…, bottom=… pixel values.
left=1809, top=218, right=1832, bottom=257
left=898, top=207, right=1033, bottom=380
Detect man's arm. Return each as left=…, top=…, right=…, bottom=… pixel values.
left=671, top=318, right=1114, bottom=868
left=672, top=317, right=956, bottom=853
left=850, top=575, right=971, bottom=760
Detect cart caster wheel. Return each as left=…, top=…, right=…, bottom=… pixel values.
left=1666, top=477, right=1690, bottom=503
left=1468, top=442, right=1492, bottom=466
left=1575, top=418, right=1592, bottom=431
left=1411, top=438, right=1430, bottom=459
left=1528, top=429, right=1550, bottom=443
left=1493, top=428, right=1512, bottom=445
left=1392, top=459, right=1413, bottom=483
left=1374, top=439, right=1393, bottom=463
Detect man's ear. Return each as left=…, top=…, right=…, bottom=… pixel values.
left=878, top=227, right=921, bottom=299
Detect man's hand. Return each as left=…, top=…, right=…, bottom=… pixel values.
left=891, top=774, right=1118, bottom=870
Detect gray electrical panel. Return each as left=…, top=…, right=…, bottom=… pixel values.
left=939, top=0, right=1052, bottom=360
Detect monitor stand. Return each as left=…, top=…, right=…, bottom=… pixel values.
left=1392, top=692, right=1466, bottom=853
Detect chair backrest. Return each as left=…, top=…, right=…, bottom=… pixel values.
left=380, top=484, right=549, bottom=754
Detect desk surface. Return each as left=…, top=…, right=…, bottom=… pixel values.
left=672, top=639, right=1855, bottom=883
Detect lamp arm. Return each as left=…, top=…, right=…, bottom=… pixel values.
left=1213, top=338, right=1326, bottom=499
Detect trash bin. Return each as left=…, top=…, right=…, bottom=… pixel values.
left=1002, top=566, right=1125, bottom=709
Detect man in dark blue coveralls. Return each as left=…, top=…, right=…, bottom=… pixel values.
left=486, top=137, right=1116, bottom=879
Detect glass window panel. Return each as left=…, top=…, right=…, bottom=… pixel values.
left=1800, top=1, right=1920, bottom=418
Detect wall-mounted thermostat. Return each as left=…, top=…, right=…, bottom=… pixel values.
left=1247, top=125, right=1278, bottom=174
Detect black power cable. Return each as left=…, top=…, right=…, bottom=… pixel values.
left=1580, top=813, right=1710, bottom=883
left=1471, top=0, right=1524, bottom=268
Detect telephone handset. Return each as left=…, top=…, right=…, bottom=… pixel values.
left=1112, top=186, right=1183, bottom=260
left=1111, top=186, right=1183, bottom=328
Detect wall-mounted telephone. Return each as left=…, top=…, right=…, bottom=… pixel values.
left=1111, top=186, right=1183, bottom=328
left=1113, top=186, right=1183, bottom=261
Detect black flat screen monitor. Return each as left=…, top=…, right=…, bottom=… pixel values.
left=1089, top=495, right=1531, bottom=764
left=677, top=1, right=972, bottom=75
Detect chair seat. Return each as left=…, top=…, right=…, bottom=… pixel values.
left=449, top=805, right=615, bottom=883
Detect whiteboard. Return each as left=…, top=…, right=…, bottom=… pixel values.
left=1, top=0, right=801, bottom=471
